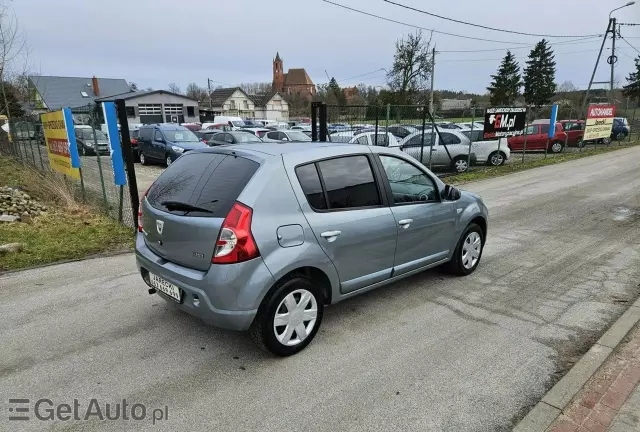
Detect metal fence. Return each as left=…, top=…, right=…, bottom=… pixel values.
left=311, top=102, right=640, bottom=177
left=0, top=103, right=137, bottom=228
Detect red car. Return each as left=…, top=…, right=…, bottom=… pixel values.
left=507, top=122, right=567, bottom=153
left=559, top=120, right=585, bottom=147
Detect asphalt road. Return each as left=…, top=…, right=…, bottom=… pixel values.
left=2, top=147, right=640, bottom=432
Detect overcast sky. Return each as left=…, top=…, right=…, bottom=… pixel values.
left=13, top=0, right=640, bottom=94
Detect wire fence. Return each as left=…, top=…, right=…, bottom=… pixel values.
left=313, top=102, right=640, bottom=177
left=0, top=104, right=136, bottom=228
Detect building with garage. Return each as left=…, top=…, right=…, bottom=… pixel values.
left=96, top=90, right=200, bottom=125
left=207, top=87, right=289, bottom=121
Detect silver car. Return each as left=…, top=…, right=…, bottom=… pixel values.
left=136, top=143, right=489, bottom=356
left=400, top=130, right=477, bottom=172
left=262, top=129, right=312, bottom=142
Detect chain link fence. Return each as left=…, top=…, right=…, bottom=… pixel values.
left=0, top=104, right=136, bottom=228
left=312, top=102, right=639, bottom=177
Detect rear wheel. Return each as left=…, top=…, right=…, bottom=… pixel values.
left=444, top=223, right=484, bottom=276
left=250, top=275, right=324, bottom=356
left=165, top=154, right=172, bottom=167
left=487, top=151, right=506, bottom=166
left=452, top=156, right=470, bottom=173
left=615, top=132, right=626, bottom=141
left=139, top=151, right=147, bottom=165
left=602, top=137, right=612, bottom=145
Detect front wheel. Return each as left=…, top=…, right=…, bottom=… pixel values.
left=139, top=151, right=148, bottom=165
left=550, top=141, right=563, bottom=153
left=602, top=137, right=612, bottom=145
left=165, top=155, right=172, bottom=167
left=452, top=156, right=470, bottom=173
left=444, top=223, right=484, bottom=276
left=487, top=151, right=506, bottom=166
left=250, top=275, right=324, bottom=356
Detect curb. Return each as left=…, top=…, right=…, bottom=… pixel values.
left=513, top=296, right=640, bottom=432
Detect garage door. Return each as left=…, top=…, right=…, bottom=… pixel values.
left=139, top=104, right=163, bottom=124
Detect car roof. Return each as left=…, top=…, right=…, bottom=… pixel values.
left=192, top=141, right=363, bottom=157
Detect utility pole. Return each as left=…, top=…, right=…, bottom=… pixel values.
left=610, top=17, right=617, bottom=100
left=581, top=19, right=612, bottom=117
left=207, top=78, right=212, bottom=108
left=429, top=45, right=436, bottom=115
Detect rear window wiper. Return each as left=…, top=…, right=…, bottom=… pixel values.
left=160, top=200, right=215, bottom=214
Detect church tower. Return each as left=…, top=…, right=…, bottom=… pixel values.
left=272, top=52, right=284, bottom=92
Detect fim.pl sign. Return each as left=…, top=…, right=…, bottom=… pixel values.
left=40, top=109, right=81, bottom=179
left=584, top=105, right=615, bottom=141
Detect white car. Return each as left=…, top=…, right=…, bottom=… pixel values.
left=457, top=128, right=510, bottom=166
left=329, top=131, right=399, bottom=147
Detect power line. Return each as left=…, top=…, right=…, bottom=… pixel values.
left=619, top=36, right=640, bottom=55
left=382, top=0, right=602, bottom=38
left=321, top=0, right=533, bottom=45
left=438, top=36, right=602, bottom=53
left=439, top=48, right=603, bottom=63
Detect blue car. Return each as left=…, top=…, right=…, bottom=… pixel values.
left=611, top=117, right=630, bottom=141
left=137, top=124, right=209, bottom=166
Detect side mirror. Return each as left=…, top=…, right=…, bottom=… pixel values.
left=282, top=137, right=289, bottom=141
left=443, top=184, right=461, bottom=201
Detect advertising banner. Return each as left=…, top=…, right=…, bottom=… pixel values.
left=101, top=102, right=127, bottom=186
left=40, top=109, right=80, bottom=179
left=483, top=107, right=527, bottom=139
left=548, top=105, right=558, bottom=138
left=583, top=105, right=615, bottom=141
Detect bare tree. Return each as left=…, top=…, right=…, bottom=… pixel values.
left=167, top=82, right=182, bottom=94
left=239, top=82, right=272, bottom=95
left=0, top=4, right=27, bottom=121
left=386, top=31, right=432, bottom=104
left=557, top=80, right=578, bottom=93
left=185, top=82, right=208, bottom=101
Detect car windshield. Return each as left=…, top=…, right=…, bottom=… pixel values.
left=80, top=129, right=107, bottom=140
left=287, top=131, right=311, bottom=141
left=163, top=129, right=199, bottom=142
left=231, top=121, right=246, bottom=127
left=235, top=133, right=262, bottom=143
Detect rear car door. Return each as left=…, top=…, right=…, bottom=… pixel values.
left=376, top=153, right=455, bottom=273
left=152, top=130, right=165, bottom=159
left=224, top=133, right=236, bottom=145
left=434, top=132, right=461, bottom=166
left=286, top=150, right=398, bottom=294
left=141, top=152, right=260, bottom=271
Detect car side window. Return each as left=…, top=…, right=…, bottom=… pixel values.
left=540, top=124, right=550, bottom=134
left=317, top=156, right=381, bottom=210
left=525, top=125, right=537, bottom=135
left=440, top=132, right=461, bottom=145
left=267, top=131, right=279, bottom=140
left=379, top=155, right=437, bottom=204
left=279, top=132, right=289, bottom=141
left=224, top=134, right=235, bottom=144
left=154, top=130, right=164, bottom=142
left=404, top=133, right=433, bottom=148
left=295, top=164, right=328, bottom=210
left=356, top=135, right=369, bottom=145
left=375, top=134, right=389, bottom=146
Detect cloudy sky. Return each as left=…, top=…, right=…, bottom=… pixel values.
left=13, top=0, right=640, bottom=94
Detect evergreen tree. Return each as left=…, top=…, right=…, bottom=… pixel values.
left=523, top=39, right=557, bottom=107
left=487, top=51, right=521, bottom=106
left=0, top=83, right=25, bottom=118
left=622, top=55, right=640, bottom=102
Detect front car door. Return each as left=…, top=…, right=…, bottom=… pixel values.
left=285, top=149, right=398, bottom=294
left=224, top=133, right=236, bottom=145
left=375, top=152, right=456, bottom=274
left=152, top=130, right=165, bottom=159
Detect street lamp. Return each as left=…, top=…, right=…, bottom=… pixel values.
left=610, top=1, right=635, bottom=18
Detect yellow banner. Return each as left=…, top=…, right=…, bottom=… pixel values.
left=583, top=117, right=614, bottom=141
left=41, top=110, right=80, bottom=179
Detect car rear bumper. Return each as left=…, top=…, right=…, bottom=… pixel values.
left=135, top=234, right=273, bottom=331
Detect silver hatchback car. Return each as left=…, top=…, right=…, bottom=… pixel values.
left=136, top=142, right=489, bottom=356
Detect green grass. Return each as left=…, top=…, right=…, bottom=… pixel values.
left=0, top=156, right=133, bottom=271
left=449, top=143, right=639, bottom=184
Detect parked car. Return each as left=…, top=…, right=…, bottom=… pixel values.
left=387, top=124, right=419, bottom=139
left=559, top=120, right=586, bottom=147
left=243, top=120, right=263, bottom=128
left=136, top=142, right=489, bottom=355
left=327, top=124, right=351, bottom=133
left=400, top=130, right=476, bottom=172
left=137, top=124, right=208, bottom=166
left=262, top=130, right=312, bottom=142
left=203, top=123, right=233, bottom=131
left=75, top=127, right=110, bottom=156
left=212, top=116, right=246, bottom=129
left=438, top=123, right=463, bottom=130
left=612, top=117, right=630, bottom=141
left=507, top=123, right=567, bottom=153
left=240, top=128, right=271, bottom=138
left=329, top=131, right=399, bottom=147
left=207, top=131, right=264, bottom=146
left=129, top=128, right=140, bottom=159
left=180, top=123, right=202, bottom=132
left=458, top=128, right=510, bottom=166
left=194, top=130, right=222, bottom=143
left=291, top=124, right=312, bottom=131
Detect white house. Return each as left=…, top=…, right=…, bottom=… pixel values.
left=207, top=87, right=289, bottom=121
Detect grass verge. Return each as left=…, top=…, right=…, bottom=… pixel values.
left=449, top=142, right=640, bottom=184
left=0, top=156, right=133, bottom=272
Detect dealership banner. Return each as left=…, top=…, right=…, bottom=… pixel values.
left=583, top=105, right=615, bottom=141
left=40, top=109, right=80, bottom=179
left=483, top=107, right=527, bottom=139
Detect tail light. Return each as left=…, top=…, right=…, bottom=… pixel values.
left=130, top=138, right=138, bottom=144
left=212, top=202, right=259, bottom=264
left=137, top=186, right=151, bottom=233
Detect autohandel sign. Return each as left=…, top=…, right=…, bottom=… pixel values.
left=483, top=107, right=527, bottom=139
left=584, top=104, right=615, bottom=141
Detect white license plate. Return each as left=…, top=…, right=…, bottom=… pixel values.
left=150, top=273, right=181, bottom=302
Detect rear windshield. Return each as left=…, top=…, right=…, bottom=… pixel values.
left=146, top=152, right=259, bottom=217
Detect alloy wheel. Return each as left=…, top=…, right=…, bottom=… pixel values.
left=166, top=156, right=172, bottom=167
left=490, top=152, right=504, bottom=166
left=461, top=232, right=482, bottom=270
left=273, top=289, right=318, bottom=347
left=551, top=142, right=562, bottom=153
left=455, top=159, right=468, bottom=173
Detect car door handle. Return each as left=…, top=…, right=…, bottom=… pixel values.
left=398, top=219, right=413, bottom=229
left=320, top=230, right=341, bottom=242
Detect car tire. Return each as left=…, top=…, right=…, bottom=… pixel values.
left=78, top=144, right=85, bottom=156
left=452, top=156, right=470, bottom=173
left=139, top=151, right=147, bottom=165
left=250, top=274, right=324, bottom=357
left=444, top=223, right=484, bottom=276
left=576, top=138, right=584, bottom=148
left=615, top=132, right=626, bottom=141
left=487, top=151, right=506, bottom=166
left=165, top=155, right=172, bottom=167
left=550, top=141, right=563, bottom=153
